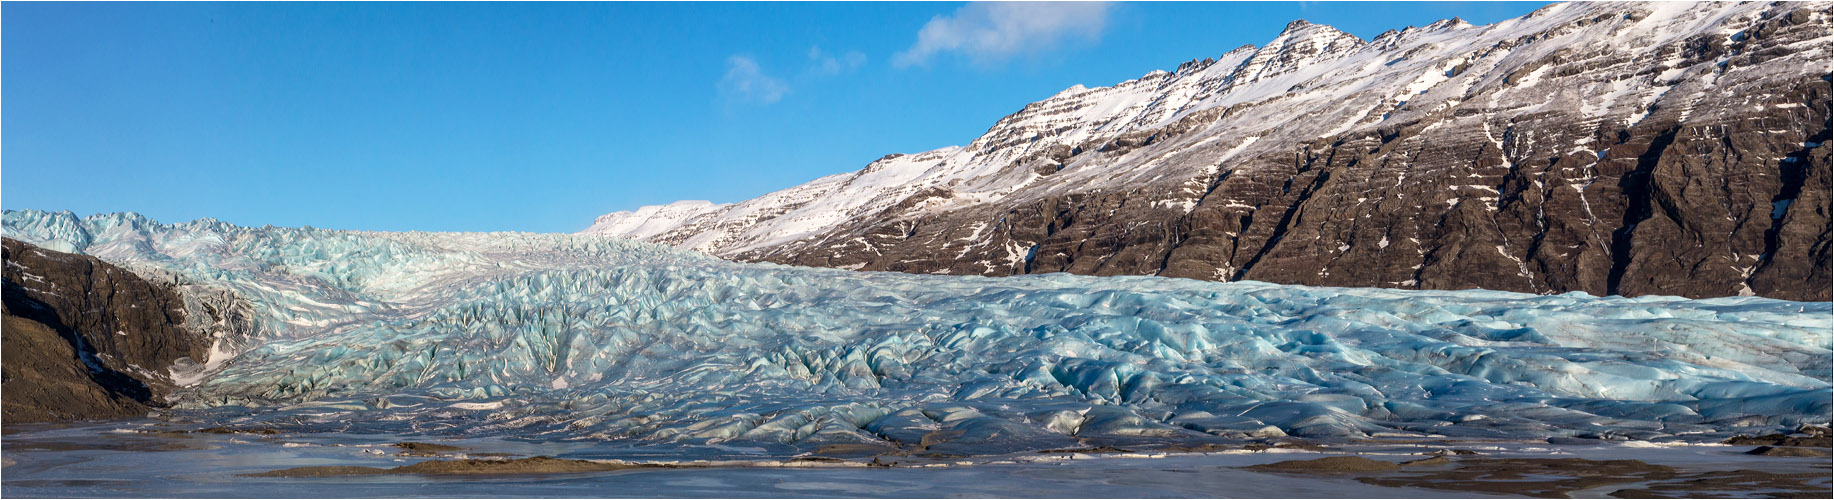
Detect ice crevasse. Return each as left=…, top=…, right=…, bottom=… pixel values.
left=4, top=209, right=1830, bottom=454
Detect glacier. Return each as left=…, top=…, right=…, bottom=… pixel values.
left=4, top=209, right=1830, bottom=455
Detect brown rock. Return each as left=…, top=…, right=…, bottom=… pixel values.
left=0, top=315, right=149, bottom=423
left=2, top=238, right=209, bottom=424
left=1723, top=432, right=1833, bottom=448
left=1744, top=446, right=1834, bottom=457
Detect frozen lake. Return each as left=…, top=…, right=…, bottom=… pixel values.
left=3, top=421, right=1828, bottom=498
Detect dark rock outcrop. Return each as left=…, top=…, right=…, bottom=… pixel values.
left=2, top=238, right=208, bottom=423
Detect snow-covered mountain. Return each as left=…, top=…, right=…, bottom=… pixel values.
left=585, top=1, right=1832, bottom=301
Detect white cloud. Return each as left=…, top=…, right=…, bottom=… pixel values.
left=809, top=46, right=867, bottom=76
left=893, top=1, right=1114, bottom=68
left=718, top=55, right=789, bottom=104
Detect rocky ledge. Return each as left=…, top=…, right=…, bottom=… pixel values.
left=2, top=238, right=210, bottom=424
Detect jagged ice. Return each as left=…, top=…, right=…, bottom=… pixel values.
left=4, top=209, right=1830, bottom=454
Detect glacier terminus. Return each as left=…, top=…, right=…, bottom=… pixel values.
left=5, top=209, right=1828, bottom=455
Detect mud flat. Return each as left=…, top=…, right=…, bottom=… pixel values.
left=244, top=456, right=668, bottom=477
left=1247, top=455, right=1832, bottom=498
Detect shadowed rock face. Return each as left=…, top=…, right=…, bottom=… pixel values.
left=590, top=2, right=1832, bottom=301
left=1, top=315, right=150, bottom=423
left=2, top=238, right=208, bottom=423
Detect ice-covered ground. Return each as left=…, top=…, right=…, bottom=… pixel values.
left=4, top=210, right=1830, bottom=453
left=2, top=420, right=1826, bottom=498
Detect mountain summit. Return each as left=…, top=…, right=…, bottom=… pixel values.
left=586, top=1, right=1832, bottom=301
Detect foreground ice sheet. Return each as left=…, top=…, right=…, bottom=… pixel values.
left=5, top=210, right=1830, bottom=453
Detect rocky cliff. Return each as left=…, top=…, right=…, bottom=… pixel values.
left=586, top=1, right=1831, bottom=301
left=2, top=238, right=212, bottom=423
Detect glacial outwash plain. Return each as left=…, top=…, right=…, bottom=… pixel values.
left=2, top=1, right=1831, bottom=498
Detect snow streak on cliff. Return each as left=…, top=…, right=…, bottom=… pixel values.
left=586, top=1, right=1833, bottom=301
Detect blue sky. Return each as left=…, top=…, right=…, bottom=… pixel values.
left=3, top=1, right=1551, bottom=233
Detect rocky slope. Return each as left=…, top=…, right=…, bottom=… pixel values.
left=2, top=238, right=215, bottom=423
left=585, top=1, right=1832, bottom=301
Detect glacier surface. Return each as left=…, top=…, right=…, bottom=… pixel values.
left=5, top=209, right=1830, bottom=454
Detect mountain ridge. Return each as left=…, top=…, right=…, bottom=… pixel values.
left=586, top=1, right=1832, bottom=301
